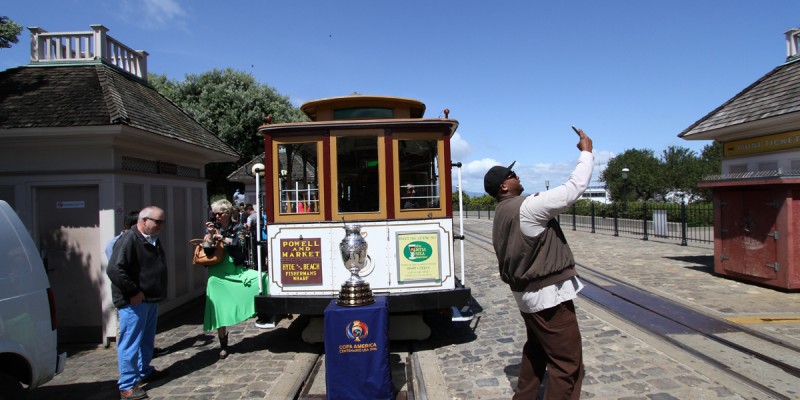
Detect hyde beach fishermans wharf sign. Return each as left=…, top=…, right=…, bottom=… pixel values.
left=280, top=238, right=322, bottom=284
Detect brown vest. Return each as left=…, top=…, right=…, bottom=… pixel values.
left=492, top=196, right=577, bottom=292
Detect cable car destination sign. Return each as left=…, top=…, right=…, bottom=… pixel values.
left=280, top=238, right=322, bottom=285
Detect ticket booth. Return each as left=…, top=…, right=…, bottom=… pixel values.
left=701, top=179, right=800, bottom=290
left=680, top=28, right=800, bottom=291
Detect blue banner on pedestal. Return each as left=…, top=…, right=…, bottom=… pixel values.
left=324, top=297, right=392, bottom=400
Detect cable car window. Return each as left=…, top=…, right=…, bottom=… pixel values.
left=337, top=136, right=379, bottom=212
left=334, top=107, right=393, bottom=120
left=278, top=142, right=319, bottom=214
left=398, top=139, right=439, bottom=209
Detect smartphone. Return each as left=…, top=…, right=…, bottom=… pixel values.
left=571, top=125, right=581, bottom=134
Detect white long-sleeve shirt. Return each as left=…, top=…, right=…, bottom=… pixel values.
left=513, top=151, right=594, bottom=313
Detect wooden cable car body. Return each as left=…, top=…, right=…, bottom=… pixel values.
left=254, top=95, right=471, bottom=320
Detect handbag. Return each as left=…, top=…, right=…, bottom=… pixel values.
left=189, top=239, right=224, bottom=266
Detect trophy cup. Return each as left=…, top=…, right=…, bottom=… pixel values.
left=337, top=224, right=375, bottom=306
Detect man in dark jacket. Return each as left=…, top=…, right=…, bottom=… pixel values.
left=107, top=206, right=169, bottom=400
left=484, top=128, right=593, bottom=400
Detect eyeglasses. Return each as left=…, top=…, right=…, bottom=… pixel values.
left=213, top=212, right=228, bottom=216
left=505, top=171, right=517, bottom=180
left=145, top=217, right=166, bottom=225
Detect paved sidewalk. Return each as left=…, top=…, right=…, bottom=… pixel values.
left=29, top=218, right=800, bottom=399
left=419, top=219, right=799, bottom=399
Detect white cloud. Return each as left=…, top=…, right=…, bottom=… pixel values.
left=452, top=157, right=501, bottom=195
left=120, top=0, right=188, bottom=30
left=449, top=131, right=472, bottom=162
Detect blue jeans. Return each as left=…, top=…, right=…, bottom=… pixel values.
left=117, top=302, right=158, bottom=391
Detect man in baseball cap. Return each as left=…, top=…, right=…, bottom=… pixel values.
left=484, top=127, right=593, bottom=399
left=483, top=161, right=517, bottom=198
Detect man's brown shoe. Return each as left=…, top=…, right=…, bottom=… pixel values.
left=120, top=385, right=148, bottom=400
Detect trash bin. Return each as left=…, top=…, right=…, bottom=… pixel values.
left=653, top=209, right=667, bottom=237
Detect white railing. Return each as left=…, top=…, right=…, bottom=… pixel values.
left=28, top=24, right=148, bottom=81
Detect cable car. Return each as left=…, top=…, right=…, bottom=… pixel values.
left=253, top=94, right=472, bottom=339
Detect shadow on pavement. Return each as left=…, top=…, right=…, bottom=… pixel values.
left=663, top=255, right=713, bottom=272
left=29, top=380, right=118, bottom=400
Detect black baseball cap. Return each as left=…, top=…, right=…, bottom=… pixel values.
left=483, top=161, right=516, bottom=197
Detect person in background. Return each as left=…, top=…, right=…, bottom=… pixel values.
left=401, top=182, right=418, bottom=209
left=230, top=206, right=241, bottom=225
left=202, top=199, right=268, bottom=359
left=297, top=193, right=309, bottom=213
left=105, top=211, right=140, bottom=261
left=107, top=206, right=170, bottom=400
left=484, top=128, right=593, bottom=400
left=244, top=204, right=256, bottom=228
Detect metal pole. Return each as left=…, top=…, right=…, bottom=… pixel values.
left=254, top=165, right=265, bottom=295
left=680, top=199, right=688, bottom=246
left=642, top=201, right=649, bottom=241
left=613, top=204, right=619, bottom=236
left=456, top=163, right=465, bottom=287
left=590, top=202, right=596, bottom=233
left=572, top=204, right=577, bottom=231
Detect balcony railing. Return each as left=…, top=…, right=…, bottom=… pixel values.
left=28, top=24, right=148, bottom=81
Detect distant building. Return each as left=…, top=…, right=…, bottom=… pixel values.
left=0, top=25, right=239, bottom=343
left=581, top=185, right=610, bottom=204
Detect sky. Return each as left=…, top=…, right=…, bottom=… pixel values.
left=3, top=1, right=799, bottom=194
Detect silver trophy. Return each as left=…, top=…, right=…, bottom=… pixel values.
left=337, top=224, right=375, bottom=306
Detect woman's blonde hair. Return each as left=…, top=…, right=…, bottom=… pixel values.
left=211, top=199, right=233, bottom=214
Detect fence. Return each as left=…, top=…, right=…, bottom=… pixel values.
left=456, top=200, right=714, bottom=245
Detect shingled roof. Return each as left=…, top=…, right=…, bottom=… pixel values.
left=0, top=63, right=239, bottom=158
left=679, top=58, right=800, bottom=139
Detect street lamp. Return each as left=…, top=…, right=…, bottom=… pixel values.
left=621, top=167, right=630, bottom=211
left=247, top=162, right=266, bottom=295
left=545, top=180, right=550, bottom=190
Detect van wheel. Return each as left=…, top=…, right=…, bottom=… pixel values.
left=0, top=373, right=24, bottom=400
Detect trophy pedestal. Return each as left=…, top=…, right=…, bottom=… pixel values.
left=324, top=297, right=392, bottom=399
left=336, top=280, right=375, bottom=307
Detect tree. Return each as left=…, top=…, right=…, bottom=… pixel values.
left=601, top=143, right=722, bottom=203
left=600, top=148, right=664, bottom=202
left=695, top=140, right=723, bottom=201
left=469, top=194, right=497, bottom=209
left=0, top=16, right=23, bottom=49
left=699, top=140, right=723, bottom=176
left=661, top=145, right=704, bottom=200
left=148, top=69, right=308, bottom=198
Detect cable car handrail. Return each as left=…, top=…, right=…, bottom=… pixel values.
left=452, top=161, right=465, bottom=287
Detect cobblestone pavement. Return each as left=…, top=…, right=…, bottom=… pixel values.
left=417, top=219, right=798, bottom=400
left=29, top=218, right=800, bottom=399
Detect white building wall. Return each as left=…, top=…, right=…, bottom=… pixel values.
left=0, top=129, right=216, bottom=344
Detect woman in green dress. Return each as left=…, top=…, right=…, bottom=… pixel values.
left=202, top=199, right=266, bottom=359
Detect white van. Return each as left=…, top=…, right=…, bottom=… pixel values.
left=0, top=200, right=66, bottom=398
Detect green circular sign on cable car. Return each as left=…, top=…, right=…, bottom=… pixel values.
left=404, top=241, right=432, bottom=262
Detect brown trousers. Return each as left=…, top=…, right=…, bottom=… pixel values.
left=514, top=300, right=583, bottom=400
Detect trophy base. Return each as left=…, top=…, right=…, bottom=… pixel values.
left=336, top=281, right=375, bottom=307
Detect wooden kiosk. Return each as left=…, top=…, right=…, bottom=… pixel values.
left=679, top=28, right=800, bottom=291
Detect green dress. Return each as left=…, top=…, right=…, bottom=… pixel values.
left=203, top=250, right=268, bottom=331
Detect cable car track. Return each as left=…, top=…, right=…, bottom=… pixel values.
left=462, top=228, right=800, bottom=400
